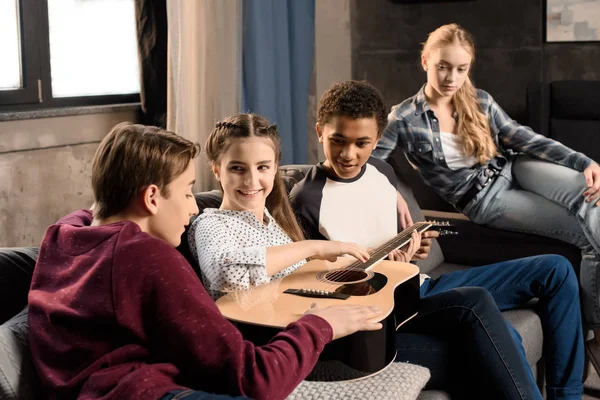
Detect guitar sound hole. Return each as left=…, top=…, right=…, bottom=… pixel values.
left=324, top=270, right=368, bottom=283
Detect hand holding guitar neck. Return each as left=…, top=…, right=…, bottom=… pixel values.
left=389, top=231, right=421, bottom=262
left=305, top=303, right=383, bottom=340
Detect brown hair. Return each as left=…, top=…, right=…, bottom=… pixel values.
left=422, top=23, right=497, bottom=163
left=92, top=122, right=200, bottom=220
left=317, top=80, right=388, bottom=138
left=205, top=113, right=304, bottom=242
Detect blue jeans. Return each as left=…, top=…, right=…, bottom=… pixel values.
left=396, top=286, right=544, bottom=400
left=161, top=389, right=250, bottom=399
left=417, top=255, right=584, bottom=400
left=465, top=154, right=600, bottom=327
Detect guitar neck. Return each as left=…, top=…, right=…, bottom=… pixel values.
left=347, top=222, right=432, bottom=271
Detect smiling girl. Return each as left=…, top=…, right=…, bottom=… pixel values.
left=187, top=114, right=371, bottom=300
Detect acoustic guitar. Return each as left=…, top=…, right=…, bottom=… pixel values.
left=216, top=221, right=455, bottom=381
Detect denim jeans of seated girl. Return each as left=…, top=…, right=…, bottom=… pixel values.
left=464, top=154, right=600, bottom=328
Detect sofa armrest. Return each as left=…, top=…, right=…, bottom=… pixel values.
left=423, top=210, right=582, bottom=273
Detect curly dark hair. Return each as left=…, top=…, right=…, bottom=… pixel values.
left=317, top=80, right=387, bottom=137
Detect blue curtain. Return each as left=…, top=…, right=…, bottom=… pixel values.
left=242, top=0, right=315, bottom=165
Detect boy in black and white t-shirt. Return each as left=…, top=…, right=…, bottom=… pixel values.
left=289, top=80, right=585, bottom=398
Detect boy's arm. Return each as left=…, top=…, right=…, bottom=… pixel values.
left=395, top=190, right=438, bottom=261
left=397, top=191, right=413, bottom=230
left=113, top=239, right=334, bottom=400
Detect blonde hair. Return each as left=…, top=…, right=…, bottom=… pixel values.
left=205, top=113, right=305, bottom=243
left=422, top=23, right=497, bottom=164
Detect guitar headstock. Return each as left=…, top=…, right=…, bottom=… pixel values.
left=426, top=220, right=458, bottom=236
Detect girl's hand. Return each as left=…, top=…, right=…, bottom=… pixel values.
left=388, top=231, right=421, bottom=262
left=313, top=241, right=370, bottom=263
left=584, top=163, right=600, bottom=206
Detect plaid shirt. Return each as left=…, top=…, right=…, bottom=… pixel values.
left=373, top=85, right=593, bottom=205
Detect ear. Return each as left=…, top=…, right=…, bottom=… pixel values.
left=141, top=184, right=161, bottom=216
left=421, top=54, right=428, bottom=71
left=316, top=123, right=324, bottom=143
left=373, top=138, right=380, bottom=150
left=211, top=163, right=220, bottom=181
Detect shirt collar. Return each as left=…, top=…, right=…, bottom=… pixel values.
left=414, top=84, right=432, bottom=117
left=207, top=207, right=274, bottom=228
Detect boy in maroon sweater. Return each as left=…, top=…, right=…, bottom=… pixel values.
left=27, top=123, right=382, bottom=400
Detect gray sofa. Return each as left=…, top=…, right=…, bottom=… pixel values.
left=0, top=161, right=586, bottom=399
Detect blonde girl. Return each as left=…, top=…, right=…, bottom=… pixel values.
left=373, top=23, right=600, bottom=374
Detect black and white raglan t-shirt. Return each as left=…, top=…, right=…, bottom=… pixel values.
left=290, top=158, right=430, bottom=285
left=289, top=157, right=399, bottom=249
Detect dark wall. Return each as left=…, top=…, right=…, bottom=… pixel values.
left=351, top=0, right=600, bottom=124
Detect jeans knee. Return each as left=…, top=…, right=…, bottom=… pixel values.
left=544, top=254, right=578, bottom=290
left=455, top=286, right=497, bottom=308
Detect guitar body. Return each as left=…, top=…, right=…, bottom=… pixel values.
left=216, top=257, right=421, bottom=380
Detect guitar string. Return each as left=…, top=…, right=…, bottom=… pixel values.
left=305, top=221, right=448, bottom=294
left=316, top=222, right=432, bottom=292
left=322, top=222, right=427, bottom=285
left=324, top=222, right=427, bottom=284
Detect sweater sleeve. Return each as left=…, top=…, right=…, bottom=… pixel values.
left=488, top=93, right=593, bottom=172
left=192, top=215, right=269, bottom=292
left=112, top=234, right=333, bottom=400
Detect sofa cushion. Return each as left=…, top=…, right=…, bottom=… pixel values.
left=279, top=164, right=312, bottom=193
left=0, top=307, right=41, bottom=400
left=503, top=309, right=544, bottom=367
left=550, top=80, right=600, bottom=120
left=288, top=361, right=430, bottom=400
left=0, top=248, right=38, bottom=324
left=550, top=119, right=600, bottom=162
left=176, top=190, right=223, bottom=274
left=528, top=80, right=600, bottom=164
left=417, top=391, right=452, bottom=400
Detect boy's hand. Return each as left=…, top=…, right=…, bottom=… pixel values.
left=388, top=231, right=420, bottom=262
left=305, top=304, right=383, bottom=340
left=397, top=192, right=414, bottom=229
left=313, top=241, right=370, bottom=263
left=412, top=230, right=439, bottom=260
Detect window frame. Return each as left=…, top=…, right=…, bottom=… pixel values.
left=0, top=0, right=140, bottom=112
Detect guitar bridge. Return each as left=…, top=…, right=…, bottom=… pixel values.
left=284, top=288, right=350, bottom=300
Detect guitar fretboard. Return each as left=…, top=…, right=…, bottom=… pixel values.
left=344, top=222, right=432, bottom=271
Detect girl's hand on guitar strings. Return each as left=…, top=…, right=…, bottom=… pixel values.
left=305, top=304, right=383, bottom=340
left=388, top=231, right=421, bottom=262
left=312, top=241, right=370, bottom=263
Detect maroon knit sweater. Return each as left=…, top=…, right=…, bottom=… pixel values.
left=28, top=210, right=332, bottom=400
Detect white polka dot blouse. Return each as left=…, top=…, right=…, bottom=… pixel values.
left=188, top=208, right=306, bottom=300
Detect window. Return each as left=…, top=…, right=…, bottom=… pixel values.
left=0, top=0, right=140, bottom=111
left=0, top=1, right=22, bottom=91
